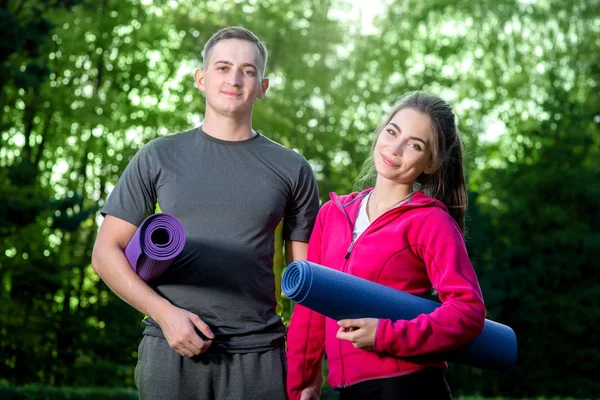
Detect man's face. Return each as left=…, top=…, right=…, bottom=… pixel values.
left=195, top=39, right=268, bottom=118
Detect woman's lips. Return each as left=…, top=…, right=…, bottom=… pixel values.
left=381, top=154, right=399, bottom=167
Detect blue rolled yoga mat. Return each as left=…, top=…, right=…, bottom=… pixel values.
left=125, top=213, right=186, bottom=282
left=282, top=260, right=517, bottom=371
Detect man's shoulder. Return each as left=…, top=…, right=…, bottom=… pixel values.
left=255, top=133, right=305, bottom=160
left=149, top=128, right=198, bottom=149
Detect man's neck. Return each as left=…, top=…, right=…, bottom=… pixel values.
left=202, top=109, right=256, bottom=141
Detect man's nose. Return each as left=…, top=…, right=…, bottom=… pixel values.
left=227, top=70, right=242, bottom=86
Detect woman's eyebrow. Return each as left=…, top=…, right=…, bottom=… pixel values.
left=389, top=122, right=427, bottom=145
left=390, top=122, right=401, bottom=133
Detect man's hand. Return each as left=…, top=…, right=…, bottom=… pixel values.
left=336, top=318, right=378, bottom=350
left=155, top=305, right=215, bottom=357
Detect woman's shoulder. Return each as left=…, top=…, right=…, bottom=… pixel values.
left=407, top=203, right=463, bottom=239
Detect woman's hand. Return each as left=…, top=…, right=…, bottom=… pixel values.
left=336, top=318, right=378, bottom=350
left=300, top=386, right=321, bottom=400
left=300, top=368, right=323, bottom=400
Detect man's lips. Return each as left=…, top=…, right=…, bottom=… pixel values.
left=221, top=90, right=242, bottom=97
left=381, top=154, right=399, bottom=167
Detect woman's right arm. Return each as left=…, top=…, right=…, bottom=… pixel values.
left=286, top=204, right=328, bottom=400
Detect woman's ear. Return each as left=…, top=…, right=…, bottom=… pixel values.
left=424, top=156, right=438, bottom=175
left=424, top=163, right=436, bottom=174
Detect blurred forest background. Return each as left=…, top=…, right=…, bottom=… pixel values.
left=1, top=0, right=599, bottom=398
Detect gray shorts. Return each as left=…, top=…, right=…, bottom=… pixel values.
left=134, top=335, right=287, bottom=400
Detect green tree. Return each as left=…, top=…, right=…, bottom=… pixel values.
left=311, top=0, right=600, bottom=396
left=1, top=0, right=598, bottom=396
left=0, top=0, right=346, bottom=387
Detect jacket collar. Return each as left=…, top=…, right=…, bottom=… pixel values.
left=329, top=189, right=447, bottom=226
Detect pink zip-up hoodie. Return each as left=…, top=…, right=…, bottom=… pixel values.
left=286, top=189, right=485, bottom=399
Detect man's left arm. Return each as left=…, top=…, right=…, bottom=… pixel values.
left=284, top=157, right=319, bottom=264
left=286, top=240, right=309, bottom=264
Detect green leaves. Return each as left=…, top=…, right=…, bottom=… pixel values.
left=0, top=0, right=598, bottom=396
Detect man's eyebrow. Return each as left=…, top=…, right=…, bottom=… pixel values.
left=389, top=122, right=428, bottom=145
left=213, top=60, right=258, bottom=70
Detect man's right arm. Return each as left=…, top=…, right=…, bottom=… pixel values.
left=91, top=215, right=214, bottom=357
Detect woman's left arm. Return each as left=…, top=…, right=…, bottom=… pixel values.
left=373, top=210, right=486, bottom=357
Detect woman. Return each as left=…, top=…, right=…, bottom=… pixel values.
left=286, top=92, right=486, bottom=400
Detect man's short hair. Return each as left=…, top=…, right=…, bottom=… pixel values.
left=203, top=26, right=268, bottom=77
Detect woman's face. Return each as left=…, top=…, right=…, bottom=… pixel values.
left=374, top=108, right=435, bottom=185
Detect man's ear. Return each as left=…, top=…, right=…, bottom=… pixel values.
left=257, top=77, right=269, bottom=99
left=194, top=68, right=206, bottom=92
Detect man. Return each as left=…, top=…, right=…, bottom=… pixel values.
left=92, top=26, right=319, bottom=400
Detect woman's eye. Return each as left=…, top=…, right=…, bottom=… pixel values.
left=410, top=143, right=422, bottom=151
left=386, top=129, right=396, bottom=136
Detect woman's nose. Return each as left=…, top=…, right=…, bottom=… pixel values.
left=387, top=140, right=403, bottom=155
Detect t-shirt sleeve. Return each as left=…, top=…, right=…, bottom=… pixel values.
left=283, top=157, right=319, bottom=242
left=101, top=141, right=157, bottom=226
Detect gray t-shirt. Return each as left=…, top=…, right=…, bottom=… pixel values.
left=102, top=127, right=319, bottom=351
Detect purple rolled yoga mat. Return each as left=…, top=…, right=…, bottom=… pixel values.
left=124, top=213, right=186, bottom=282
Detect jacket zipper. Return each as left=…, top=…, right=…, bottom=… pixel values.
left=339, top=244, right=352, bottom=387
left=334, top=193, right=377, bottom=387
left=332, top=192, right=416, bottom=388
left=331, top=196, right=356, bottom=388
left=344, top=242, right=354, bottom=259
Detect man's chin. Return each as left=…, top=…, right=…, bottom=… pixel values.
left=215, top=106, right=252, bottom=118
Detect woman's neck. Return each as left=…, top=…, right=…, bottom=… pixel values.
left=367, top=178, right=415, bottom=222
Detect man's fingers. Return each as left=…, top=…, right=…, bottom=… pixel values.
left=186, top=338, right=205, bottom=356
left=200, top=339, right=212, bottom=353
left=174, top=345, right=194, bottom=358
left=167, top=330, right=207, bottom=357
left=190, top=314, right=215, bottom=339
left=187, top=330, right=206, bottom=351
left=178, top=338, right=211, bottom=357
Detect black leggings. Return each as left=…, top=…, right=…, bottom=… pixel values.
left=338, top=368, right=452, bottom=400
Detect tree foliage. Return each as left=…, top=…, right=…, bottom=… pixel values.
left=0, top=0, right=598, bottom=396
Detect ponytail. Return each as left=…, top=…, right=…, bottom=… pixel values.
left=418, top=130, right=467, bottom=233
